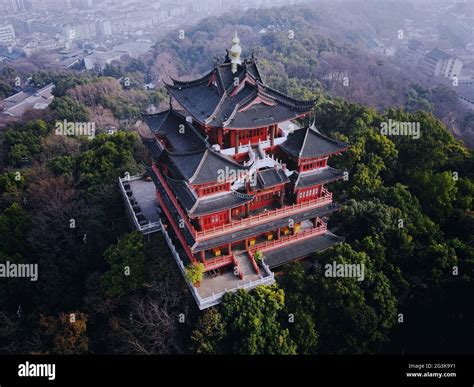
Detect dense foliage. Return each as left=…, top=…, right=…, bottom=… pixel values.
left=0, top=4, right=472, bottom=355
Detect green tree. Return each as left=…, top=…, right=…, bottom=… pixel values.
left=191, top=308, right=225, bottom=354
left=50, top=96, right=90, bottom=122
left=102, top=232, right=147, bottom=298
left=220, top=286, right=297, bottom=355
left=184, top=263, right=205, bottom=285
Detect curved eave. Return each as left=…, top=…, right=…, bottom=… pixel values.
left=188, top=192, right=255, bottom=217
left=298, top=145, right=350, bottom=160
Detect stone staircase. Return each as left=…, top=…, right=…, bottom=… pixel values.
left=234, top=251, right=257, bottom=278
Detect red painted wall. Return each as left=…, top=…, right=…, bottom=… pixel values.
left=299, top=157, right=328, bottom=173
left=296, top=185, right=321, bottom=203
left=195, top=182, right=230, bottom=198
left=230, top=127, right=268, bottom=147
left=249, top=192, right=275, bottom=211
left=200, top=210, right=229, bottom=230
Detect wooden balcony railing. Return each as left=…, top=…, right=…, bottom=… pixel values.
left=247, top=250, right=260, bottom=275
left=204, top=254, right=234, bottom=271
left=152, top=164, right=333, bottom=243
left=232, top=255, right=244, bottom=280
left=249, top=222, right=327, bottom=254
left=195, top=193, right=332, bottom=240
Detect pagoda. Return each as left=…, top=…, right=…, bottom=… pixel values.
left=137, top=34, right=348, bottom=308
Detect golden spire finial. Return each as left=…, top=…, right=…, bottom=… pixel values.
left=230, top=31, right=242, bottom=74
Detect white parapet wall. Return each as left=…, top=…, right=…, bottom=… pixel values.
left=159, top=219, right=275, bottom=310
left=118, top=175, right=161, bottom=235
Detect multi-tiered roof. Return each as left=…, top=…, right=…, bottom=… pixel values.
left=164, top=57, right=315, bottom=129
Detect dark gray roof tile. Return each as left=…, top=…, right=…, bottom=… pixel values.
left=253, top=167, right=289, bottom=190
left=165, top=58, right=315, bottom=129
left=144, top=109, right=207, bottom=153
left=291, top=167, right=344, bottom=188
left=167, top=148, right=249, bottom=185
left=280, top=125, right=348, bottom=159
left=263, top=231, right=344, bottom=268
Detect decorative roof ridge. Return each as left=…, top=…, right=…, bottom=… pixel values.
left=308, top=124, right=349, bottom=148
left=252, top=57, right=265, bottom=83
left=221, top=85, right=260, bottom=124
left=143, top=109, right=170, bottom=118
left=164, top=173, right=199, bottom=211
left=238, top=87, right=275, bottom=111
left=214, top=64, right=226, bottom=95
left=187, top=148, right=248, bottom=183
left=205, top=89, right=229, bottom=124
left=298, top=126, right=311, bottom=158
left=189, top=149, right=210, bottom=183
left=165, top=147, right=206, bottom=157
left=222, top=88, right=257, bottom=126
left=260, top=82, right=316, bottom=108
left=210, top=147, right=250, bottom=170
left=169, top=70, right=214, bottom=87
left=225, top=68, right=257, bottom=94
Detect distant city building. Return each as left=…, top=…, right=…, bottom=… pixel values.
left=423, top=49, right=463, bottom=79
left=406, top=39, right=425, bottom=64
left=458, top=84, right=474, bottom=107
left=1, top=83, right=54, bottom=117
left=7, top=0, right=27, bottom=12
left=29, top=0, right=72, bottom=11
left=71, top=0, right=93, bottom=9
left=446, top=12, right=474, bottom=47
left=83, top=50, right=124, bottom=70
left=0, top=25, right=16, bottom=44
left=22, top=38, right=66, bottom=56
left=64, top=22, right=98, bottom=41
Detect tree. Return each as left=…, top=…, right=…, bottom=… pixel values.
left=184, top=263, right=205, bottom=286
left=412, top=171, right=458, bottom=224
left=282, top=244, right=398, bottom=354
left=253, top=250, right=263, bottom=263
left=50, top=96, right=90, bottom=122
left=191, top=308, right=225, bottom=354
left=102, top=232, right=147, bottom=299
left=4, top=120, right=51, bottom=166
left=0, top=203, right=30, bottom=257
left=40, top=312, right=89, bottom=354
left=220, top=286, right=297, bottom=355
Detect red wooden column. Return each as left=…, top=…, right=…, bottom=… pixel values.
left=280, top=189, right=285, bottom=207
left=234, top=131, right=240, bottom=153
left=200, top=251, right=206, bottom=263
left=216, top=127, right=222, bottom=147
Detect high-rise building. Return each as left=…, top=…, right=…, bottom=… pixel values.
left=29, top=0, right=72, bottom=12
left=423, top=49, right=464, bottom=79
left=10, top=0, right=26, bottom=11
left=0, top=24, right=16, bottom=43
